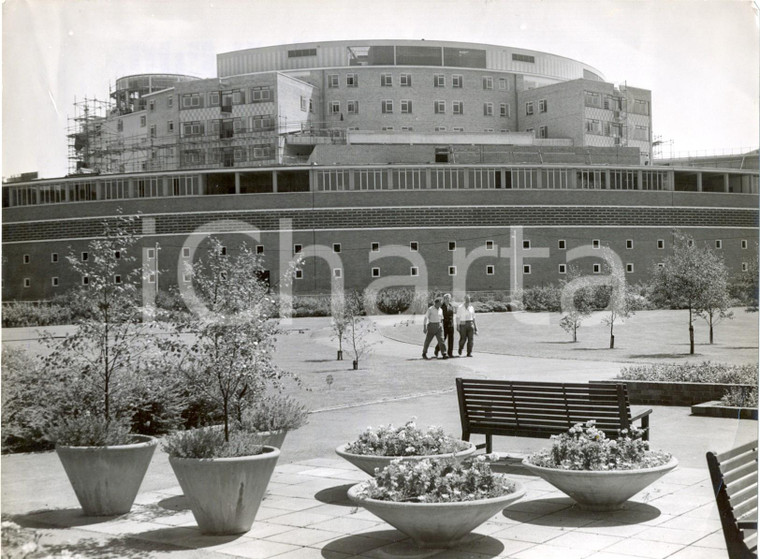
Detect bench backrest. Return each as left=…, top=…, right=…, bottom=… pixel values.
left=706, top=440, right=758, bottom=559
left=456, top=378, right=634, bottom=439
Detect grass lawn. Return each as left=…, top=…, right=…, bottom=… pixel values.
left=380, top=307, right=759, bottom=366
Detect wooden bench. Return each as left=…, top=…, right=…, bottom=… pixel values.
left=706, top=440, right=758, bottom=559
left=456, top=378, right=653, bottom=453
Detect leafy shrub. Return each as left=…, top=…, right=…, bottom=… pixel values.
left=720, top=386, right=759, bottom=408
left=292, top=295, right=331, bottom=317
left=526, top=421, right=671, bottom=471
left=238, top=394, right=309, bottom=432
left=617, top=362, right=758, bottom=385
left=162, top=427, right=266, bottom=459
left=521, top=285, right=561, bottom=312
left=358, top=455, right=516, bottom=503
left=46, top=415, right=133, bottom=446
left=472, top=300, right=511, bottom=313
left=1, top=301, right=72, bottom=327
left=2, top=519, right=42, bottom=558
left=345, top=419, right=470, bottom=456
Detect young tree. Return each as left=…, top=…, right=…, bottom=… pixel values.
left=559, top=266, right=595, bottom=342
left=336, top=290, right=377, bottom=369
left=650, top=232, right=732, bottom=354
left=41, top=215, right=184, bottom=441
left=600, top=262, right=635, bottom=349
left=330, top=291, right=349, bottom=360
left=698, top=259, right=734, bottom=344
left=181, top=237, right=294, bottom=441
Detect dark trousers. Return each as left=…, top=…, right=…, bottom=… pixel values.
left=434, top=324, right=455, bottom=356
left=459, top=323, right=475, bottom=355
left=422, top=323, right=447, bottom=356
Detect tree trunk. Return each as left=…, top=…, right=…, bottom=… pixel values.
left=689, top=323, right=695, bottom=354
left=610, top=334, right=615, bottom=349
left=709, top=316, right=714, bottom=344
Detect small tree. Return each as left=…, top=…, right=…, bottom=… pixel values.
left=739, top=253, right=759, bottom=312
left=40, top=215, right=184, bottom=443
left=331, top=291, right=349, bottom=360
left=600, top=263, right=635, bottom=349
left=650, top=232, right=732, bottom=354
left=335, top=290, right=377, bottom=369
left=181, top=238, right=292, bottom=441
left=698, top=258, right=734, bottom=344
left=559, top=266, right=595, bottom=342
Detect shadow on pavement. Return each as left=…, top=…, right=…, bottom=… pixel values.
left=313, top=483, right=355, bottom=506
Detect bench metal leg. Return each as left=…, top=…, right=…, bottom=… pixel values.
left=486, top=434, right=492, bottom=454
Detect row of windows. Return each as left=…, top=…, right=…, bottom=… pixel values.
left=178, top=87, right=274, bottom=110
left=583, top=91, right=650, bottom=115
left=327, top=72, right=511, bottom=90
left=24, top=257, right=757, bottom=290
left=181, top=145, right=275, bottom=166
left=22, top=237, right=752, bottom=267
left=329, top=99, right=511, bottom=117
left=525, top=99, right=548, bottom=115
left=181, top=116, right=276, bottom=137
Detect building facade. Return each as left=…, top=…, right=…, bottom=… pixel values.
left=3, top=40, right=757, bottom=303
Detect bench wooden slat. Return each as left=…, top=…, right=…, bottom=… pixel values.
left=706, top=441, right=759, bottom=559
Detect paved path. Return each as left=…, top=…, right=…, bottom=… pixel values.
left=2, top=320, right=757, bottom=558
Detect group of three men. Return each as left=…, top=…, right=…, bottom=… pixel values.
left=422, top=293, right=478, bottom=360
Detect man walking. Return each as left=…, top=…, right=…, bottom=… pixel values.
left=456, top=294, right=478, bottom=357
left=434, top=293, right=456, bottom=358
left=422, top=298, right=448, bottom=359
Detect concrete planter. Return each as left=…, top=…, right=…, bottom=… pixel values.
left=522, top=457, right=678, bottom=511
left=593, top=379, right=756, bottom=406
left=348, top=476, right=525, bottom=548
left=691, top=401, right=758, bottom=420
left=254, top=429, right=288, bottom=449
left=335, top=442, right=476, bottom=476
left=56, top=435, right=157, bottom=516
left=168, top=446, right=280, bottom=535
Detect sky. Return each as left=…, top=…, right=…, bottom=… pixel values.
left=2, top=0, right=759, bottom=180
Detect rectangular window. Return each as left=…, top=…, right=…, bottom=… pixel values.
left=448, top=101, right=462, bottom=115
left=482, top=76, right=493, bottom=89
left=401, top=100, right=413, bottom=114
left=498, top=78, right=508, bottom=90
left=448, top=241, right=456, bottom=251
left=208, top=91, right=220, bottom=106
left=147, top=248, right=156, bottom=259
left=346, top=73, right=358, bottom=87
left=23, top=278, right=31, bottom=288
left=149, top=124, right=156, bottom=138
left=538, top=126, right=548, bottom=138
left=410, top=241, right=419, bottom=251
left=539, top=99, right=547, bottom=113
left=483, top=103, right=493, bottom=116
left=300, top=96, right=308, bottom=111
left=523, top=265, right=531, bottom=274
left=371, top=267, right=380, bottom=278
left=558, top=239, right=566, bottom=250
left=448, top=266, right=457, bottom=276
left=585, top=119, right=602, bottom=134
left=500, top=103, right=509, bottom=117
left=410, top=266, right=419, bottom=276
left=742, top=240, right=748, bottom=249
left=149, top=100, right=155, bottom=111
left=512, top=53, right=535, bottom=63
left=657, top=239, right=665, bottom=249
left=558, top=264, right=566, bottom=274
left=626, top=263, right=634, bottom=273
left=182, top=247, right=191, bottom=258
left=82, top=252, right=89, bottom=261
left=626, top=239, right=634, bottom=249
left=23, top=254, right=30, bottom=264
left=333, top=243, right=341, bottom=253
left=715, top=240, right=722, bottom=249
left=250, top=87, right=272, bottom=103
left=400, top=73, right=412, bottom=87
left=140, top=116, right=146, bottom=127
left=333, top=268, right=342, bottom=278
left=381, top=74, right=393, bottom=87
left=168, top=121, right=174, bottom=134
left=294, top=269, right=303, bottom=280
left=347, top=100, right=359, bottom=114
left=486, top=240, right=494, bottom=250
left=435, top=126, right=447, bottom=132
left=82, top=276, right=89, bottom=285
left=584, top=91, right=602, bottom=107
left=293, top=244, right=302, bottom=254
left=371, top=242, right=380, bottom=252
left=525, top=102, right=534, bottom=116
left=593, top=263, right=601, bottom=274
left=288, top=48, right=317, bottom=58
left=330, top=101, right=340, bottom=114
left=742, top=262, right=749, bottom=272
left=523, top=240, right=531, bottom=250
left=434, top=74, right=445, bottom=87
left=592, top=239, right=601, bottom=249
left=381, top=100, right=393, bottom=113
left=633, top=99, right=650, bottom=115
left=486, top=265, right=495, bottom=275
left=52, top=277, right=59, bottom=286
left=181, top=93, right=201, bottom=108
left=452, top=74, right=463, bottom=88
left=328, top=74, right=339, bottom=88
left=51, top=253, right=58, bottom=263
left=114, top=275, right=122, bottom=285
left=434, top=100, right=445, bottom=114
left=167, top=95, right=173, bottom=108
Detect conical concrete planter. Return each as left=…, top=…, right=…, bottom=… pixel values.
left=56, top=435, right=157, bottom=516
left=522, top=457, right=678, bottom=511
left=254, top=429, right=287, bottom=449
left=169, top=446, right=280, bottom=535
left=348, top=476, right=525, bottom=548
left=335, top=442, right=476, bottom=476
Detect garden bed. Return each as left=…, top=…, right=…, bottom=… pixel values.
left=593, top=379, right=757, bottom=406
left=691, top=401, right=758, bottom=420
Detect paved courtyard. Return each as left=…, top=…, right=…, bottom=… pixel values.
left=2, top=316, right=757, bottom=558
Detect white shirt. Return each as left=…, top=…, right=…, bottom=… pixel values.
left=456, top=304, right=476, bottom=327
left=424, top=306, right=443, bottom=325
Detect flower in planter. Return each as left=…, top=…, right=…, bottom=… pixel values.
left=345, top=419, right=469, bottom=456
left=358, top=455, right=516, bottom=503
left=526, top=421, right=672, bottom=471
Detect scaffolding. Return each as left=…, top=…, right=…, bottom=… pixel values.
left=67, top=97, right=114, bottom=175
